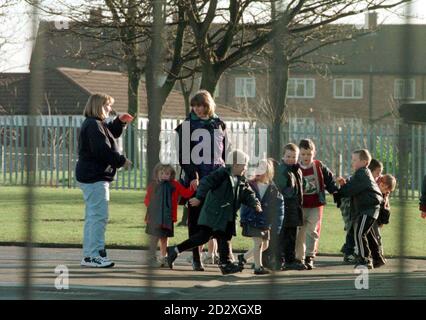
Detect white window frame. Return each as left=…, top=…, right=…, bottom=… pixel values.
left=333, top=79, right=363, bottom=99
left=287, top=78, right=315, bottom=98
left=394, top=78, right=415, bottom=99
left=235, top=77, right=256, bottom=98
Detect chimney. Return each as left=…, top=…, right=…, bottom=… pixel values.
left=89, top=7, right=103, bottom=25
left=364, top=12, right=378, bottom=30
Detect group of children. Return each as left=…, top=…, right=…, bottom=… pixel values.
left=144, top=139, right=404, bottom=275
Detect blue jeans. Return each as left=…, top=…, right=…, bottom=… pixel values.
left=80, top=181, right=110, bottom=258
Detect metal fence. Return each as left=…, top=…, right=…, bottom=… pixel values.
left=0, top=115, right=265, bottom=190
left=1, top=115, right=425, bottom=199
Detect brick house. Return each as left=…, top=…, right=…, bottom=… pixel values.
left=214, top=24, right=426, bottom=127
left=2, top=19, right=426, bottom=128
left=0, top=67, right=245, bottom=124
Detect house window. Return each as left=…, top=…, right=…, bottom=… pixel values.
left=235, top=77, right=256, bottom=98
left=287, top=78, right=315, bottom=98
left=394, top=79, right=415, bottom=99
left=333, top=79, right=363, bottom=99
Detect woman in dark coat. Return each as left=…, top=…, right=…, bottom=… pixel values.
left=76, top=93, right=133, bottom=268
left=175, top=90, right=231, bottom=271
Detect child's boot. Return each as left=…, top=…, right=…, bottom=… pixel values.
left=192, top=260, right=205, bottom=271
left=220, top=262, right=243, bottom=275
left=237, top=254, right=247, bottom=267
left=166, top=246, right=178, bottom=269
left=254, top=266, right=270, bottom=275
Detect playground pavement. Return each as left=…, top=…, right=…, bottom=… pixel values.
left=0, top=246, right=425, bottom=300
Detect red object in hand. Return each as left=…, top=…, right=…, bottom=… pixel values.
left=119, top=113, right=134, bottom=123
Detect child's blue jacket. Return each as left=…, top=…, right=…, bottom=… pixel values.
left=240, top=180, right=285, bottom=234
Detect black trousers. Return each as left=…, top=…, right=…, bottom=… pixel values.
left=354, top=214, right=376, bottom=262
left=177, top=224, right=234, bottom=265
left=342, top=226, right=356, bottom=255
left=367, top=221, right=385, bottom=262
left=187, top=204, right=203, bottom=263
left=281, top=227, right=298, bottom=263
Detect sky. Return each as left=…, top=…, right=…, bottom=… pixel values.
left=1, top=0, right=425, bottom=73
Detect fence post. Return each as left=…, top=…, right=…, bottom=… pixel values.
left=68, top=116, right=72, bottom=188
left=1, top=145, right=3, bottom=175
left=35, top=146, right=38, bottom=179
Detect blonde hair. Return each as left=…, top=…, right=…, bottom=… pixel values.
left=190, top=90, right=216, bottom=118
left=353, top=149, right=372, bottom=165
left=152, top=163, right=176, bottom=183
left=254, top=159, right=275, bottom=182
left=83, top=93, right=115, bottom=120
left=380, top=174, right=397, bottom=192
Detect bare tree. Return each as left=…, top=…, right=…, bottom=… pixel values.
left=180, top=0, right=411, bottom=159
left=25, top=0, right=196, bottom=182
left=0, top=0, right=28, bottom=72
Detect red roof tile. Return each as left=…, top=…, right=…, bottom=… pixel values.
left=57, top=67, right=247, bottom=120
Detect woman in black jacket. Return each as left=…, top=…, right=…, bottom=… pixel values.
left=76, top=93, right=132, bottom=268
left=174, top=90, right=231, bottom=271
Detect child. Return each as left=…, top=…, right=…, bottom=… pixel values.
left=166, top=150, right=262, bottom=275
left=274, top=143, right=306, bottom=270
left=336, top=149, right=383, bottom=269
left=295, top=139, right=339, bottom=269
left=144, top=163, right=197, bottom=267
left=368, top=174, right=396, bottom=268
left=339, top=158, right=383, bottom=263
left=369, top=159, right=384, bottom=180
left=238, top=159, right=285, bottom=275
left=420, top=175, right=426, bottom=219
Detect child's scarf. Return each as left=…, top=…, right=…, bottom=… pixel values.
left=148, top=181, right=175, bottom=230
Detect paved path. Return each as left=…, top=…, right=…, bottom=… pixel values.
left=0, top=246, right=425, bottom=299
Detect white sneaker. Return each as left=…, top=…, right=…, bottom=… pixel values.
left=81, top=256, right=115, bottom=268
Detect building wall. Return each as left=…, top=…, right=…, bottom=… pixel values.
left=211, top=71, right=426, bottom=124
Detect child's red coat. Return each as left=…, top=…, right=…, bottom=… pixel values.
left=144, top=180, right=195, bottom=222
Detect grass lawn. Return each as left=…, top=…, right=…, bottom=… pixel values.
left=0, top=186, right=424, bottom=257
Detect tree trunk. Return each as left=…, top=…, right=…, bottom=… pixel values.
left=126, top=57, right=141, bottom=162
left=127, top=60, right=140, bottom=117
left=145, top=0, right=165, bottom=186
left=146, top=89, right=163, bottom=184
left=200, top=63, right=220, bottom=96
left=268, top=27, right=289, bottom=160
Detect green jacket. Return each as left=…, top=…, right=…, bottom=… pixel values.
left=274, top=161, right=304, bottom=227
left=195, top=166, right=260, bottom=233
